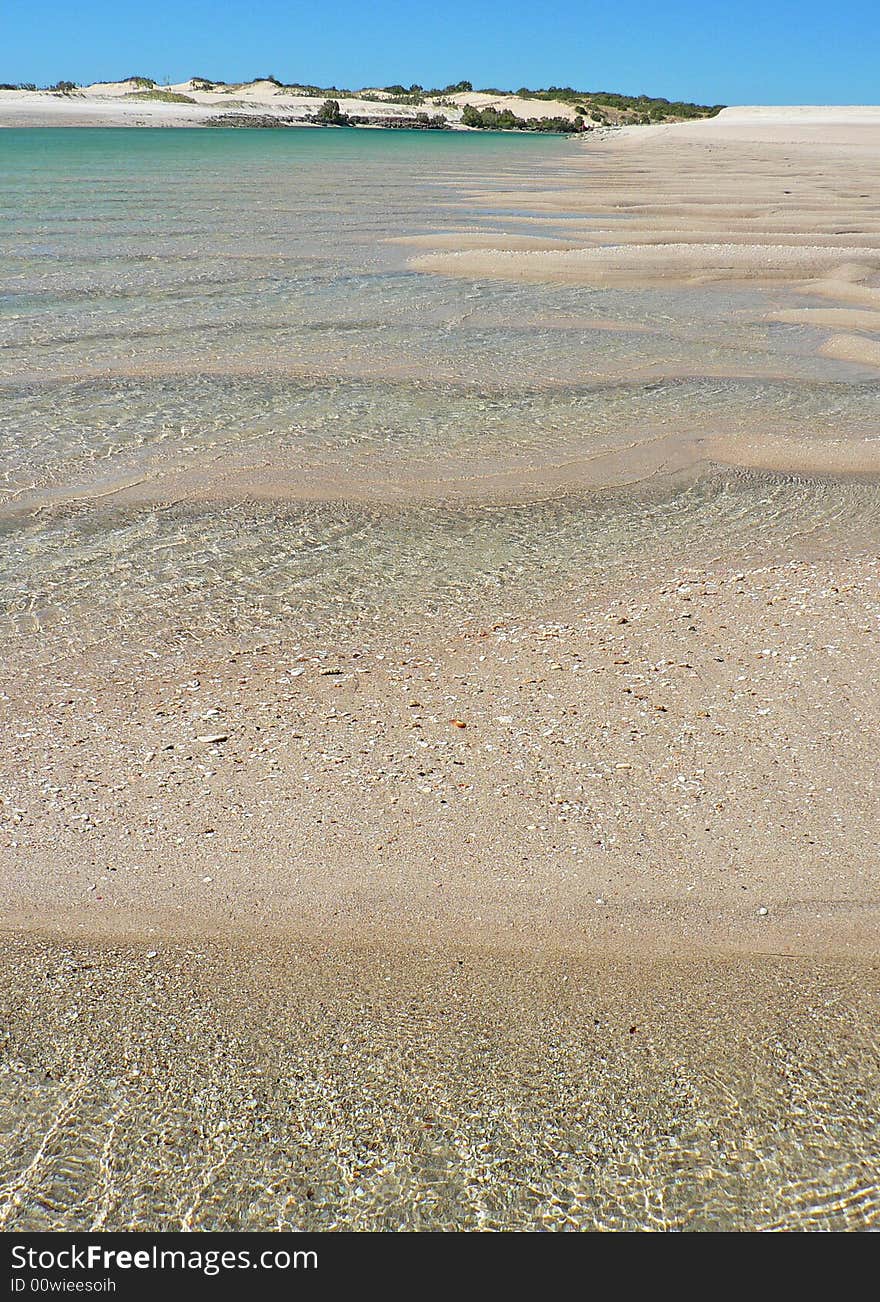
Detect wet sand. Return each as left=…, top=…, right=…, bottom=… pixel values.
left=3, top=521, right=879, bottom=1229
left=2, top=111, right=879, bottom=1230
left=3, top=543, right=880, bottom=957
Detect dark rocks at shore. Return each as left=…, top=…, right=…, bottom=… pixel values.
left=204, top=112, right=453, bottom=131
left=205, top=113, right=304, bottom=128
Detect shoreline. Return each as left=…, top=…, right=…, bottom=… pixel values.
left=3, top=103, right=880, bottom=1231
left=3, top=115, right=879, bottom=966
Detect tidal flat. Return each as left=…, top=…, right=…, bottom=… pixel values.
left=1, top=117, right=878, bottom=1230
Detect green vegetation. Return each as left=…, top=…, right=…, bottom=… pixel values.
left=50, top=81, right=78, bottom=95
left=460, top=104, right=583, bottom=133
left=314, top=98, right=350, bottom=125
left=310, top=98, right=447, bottom=130
left=125, top=89, right=196, bottom=104
left=125, top=76, right=156, bottom=89
left=413, top=112, right=448, bottom=130
left=401, top=79, right=721, bottom=122
left=507, top=85, right=724, bottom=121
left=399, top=80, right=722, bottom=124
left=381, top=90, right=425, bottom=105
left=376, top=84, right=425, bottom=104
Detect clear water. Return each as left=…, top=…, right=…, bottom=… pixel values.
left=1, top=129, right=879, bottom=1232
left=1, top=939, right=878, bottom=1233
left=2, top=128, right=879, bottom=664
left=3, top=466, right=880, bottom=655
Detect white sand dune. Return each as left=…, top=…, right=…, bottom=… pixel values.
left=0, top=79, right=466, bottom=127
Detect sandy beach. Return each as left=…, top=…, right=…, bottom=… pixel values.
left=1, top=107, right=878, bottom=1230
left=411, top=110, right=880, bottom=345
left=0, top=79, right=591, bottom=130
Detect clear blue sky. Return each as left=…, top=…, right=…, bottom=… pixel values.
left=3, top=0, right=878, bottom=105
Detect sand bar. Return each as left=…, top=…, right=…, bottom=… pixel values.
left=2, top=108, right=879, bottom=1231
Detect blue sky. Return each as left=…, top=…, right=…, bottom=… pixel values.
left=3, top=1, right=878, bottom=105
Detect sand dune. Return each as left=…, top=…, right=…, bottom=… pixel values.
left=0, top=79, right=465, bottom=127
left=0, top=78, right=589, bottom=129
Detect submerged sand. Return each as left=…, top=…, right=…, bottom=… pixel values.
left=2, top=108, right=879, bottom=1230
left=2, top=933, right=877, bottom=1231
left=409, top=107, right=880, bottom=382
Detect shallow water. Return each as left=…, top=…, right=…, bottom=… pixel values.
left=4, top=466, right=880, bottom=654
left=0, top=937, right=877, bottom=1232
left=2, top=128, right=879, bottom=1233
left=2, top=129, right=878, bottom=666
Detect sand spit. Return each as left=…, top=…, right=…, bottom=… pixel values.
left=411, top=242, right=880, bottom=287
left=821, top=333, right=880, bottom=368
left=409, top=109, right=880, bottom=373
